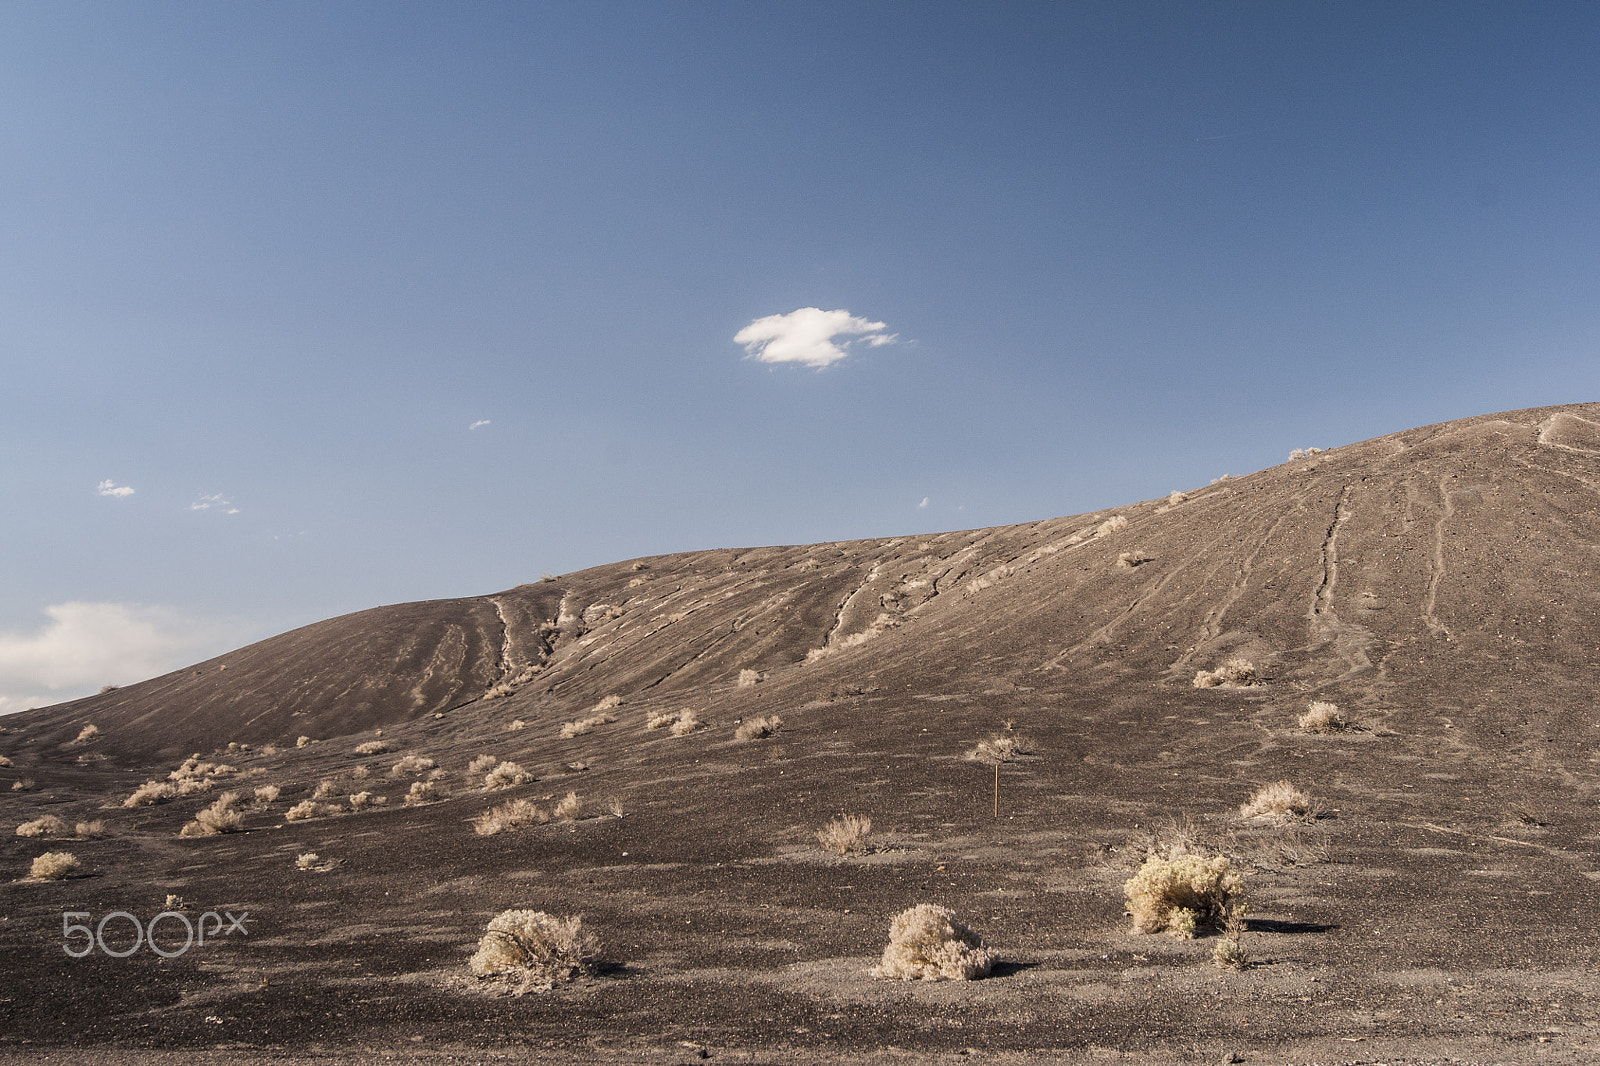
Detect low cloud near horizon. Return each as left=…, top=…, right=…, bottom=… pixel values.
left=0, top=602, right=252, bottom=716
left=734, top=307, right=897, bottom=368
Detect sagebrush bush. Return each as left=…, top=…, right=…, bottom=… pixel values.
left=1239, top=780, right=1313, bottom=823
left=469, top=909, right=602, bottom=993
left=75, top=819, right=107, bottom=839
left=0, top=755, right=12, bottom=767
left=561, top=714, right=616, bottom=738
left=553, top=791, right=583, bottom=820
left=871, top=904, right=994, bottom=981
left=353, top=740, right=389, bottom=755
left=12, top=778, right=36, bottom=792
left=254, top=784, right=281, bottom=803
left=468, top=754, right=499, bottom=774
left=736, top=669, right=764, bottom=688
left=390, top=755, right=436, bottom=777
left=1095, top=514, right=1128, bottom=536
left=285, top=800, right=335, bottom=821
left=1116, top=551, right=1154, bottom=569
left=405, top=780, right=448, bottom=805
left=816, top=814, right=872, bottom=854
left=312, top=779, right=340, bottom=799
left=735, top=715, right=781, bottom=741
left=295, top=852, right=320, bottom=870
left=507, top=719, right=527, bottom=731
left=472, top=798, right=548, bottom=836
left=17, top=815, right=68, bottom=838
left=125, top=780, right=177, bottom=807
left=484, top=761, right=531, bottom=790
left=1193, top=657, right=1259, bottom=688
left=181, top=792, right=244, bottom=837
left=1125, top=851, right=1244, bottom=937
left=74, top=724, right=100, bottom=743
left=30, top=851, right=80, bottom=880
left=297, top=735, right=314, bottom=748
left=348, top=790, right=385, bottom=809
left=1298, top=701, right=1347, bottom=733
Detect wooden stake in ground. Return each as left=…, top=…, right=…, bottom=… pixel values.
left=965, top=732, right=1032, bottom=821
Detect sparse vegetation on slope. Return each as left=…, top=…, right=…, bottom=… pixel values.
left=871, top=904, right=994, bottom=981
left=469, top=910, right=602, bottom=993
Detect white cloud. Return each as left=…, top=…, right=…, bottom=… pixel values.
left=97, top=479, right=134, bottom=498
left=734, top=307, right=898, bottom=368
left=469, top=419, right=491, bottom=430
left=191, top=493, right=239, bottom=515
left=918, top=497, right=930, bottom=509
left=0, top=602, right=252, bottom=716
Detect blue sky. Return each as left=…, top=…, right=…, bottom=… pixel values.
left=4, top=2, right=1599, bottom=712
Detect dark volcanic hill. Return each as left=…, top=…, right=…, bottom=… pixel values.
left=4, top=403, right=1600, bottom=1065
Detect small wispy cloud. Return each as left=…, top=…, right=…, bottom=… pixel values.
left=917, top=497, right=930, bottom=509
left=469, top=419, right=492, bottom=430
left=97, top=479, right=134, bottom=498
left=191, top=493, right=239, bottom=515
left=0, top=602, right=253, bottom=716
left=734, top=307, right=898, bottom=369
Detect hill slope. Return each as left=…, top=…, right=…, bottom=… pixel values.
left=3, top=402, right=1600, bottom=1064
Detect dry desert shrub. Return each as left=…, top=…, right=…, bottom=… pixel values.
left=648, top=709, right=702, bottom=735
left=561, top=714, right=616, bottom=738
left=405, top=780, right=449, bottom=805
left=0, top=755, right=11, bottom=767
left=349, top=764, right=371, bottom=780
left=17, top=815, right=68, bottom=838
left=353, top=740, right=389, bottom=755
left=593, top=695, right=622, bottom=712
left=1288, top=446, right=1324, bottom=460
left=176, top=777, right=213, bottom=796
left=816, top=814, right=873, bottom=854
left=472, top=798, right=549, bottom=836
left=735, top=715, right=782, bottom=741
left=295, top=852, right=320, bottom=870
left=484, top=761, right=531, bottom=790
left=1125, top=851, right=1244, bottom=937
left=312, top=779, right=341, bottom=799
left=30, top=851, right=80, bottom=880
left=1239, top=780, right=1313, bottom=823
left=74, top=724, right=100, bottom=743
left=553, top=791, right=583, bottom=820
left=1095, top=514, right=1129, bottom=536
left=12, top=778, right=36, bottom=792
left=125, top=779, right=178, bottom=807
left=348, top=790, right=386, bottom=809
left=1192, top=657, right=1259, bottom=688
left=965, top=734, right=1032, bottom=764
left=871, top=904, right=995, bottom=981
left=297, top=735, right=314, bottom=748
left=75, top=819, right=107, bottom=838
left=469, top=909, right=601, bottom=993
left=285, top=800, right=337, bottom=821
left=1297, top=700, right=1347, bottom=733
left=736, top=669, right=765, bottom=688
left=180, top=792, right=244, bottom=837
left=253, top=784, right=281, bottom=804
left=1116, top=551, right=1154, bottom=569
left=606, top=797, right=624, bottom=818
left=507, top=719, right=527, bottom=731
left=390, top=755, right=436, bottom=777
left=468, top=754, right=499, bottom=774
